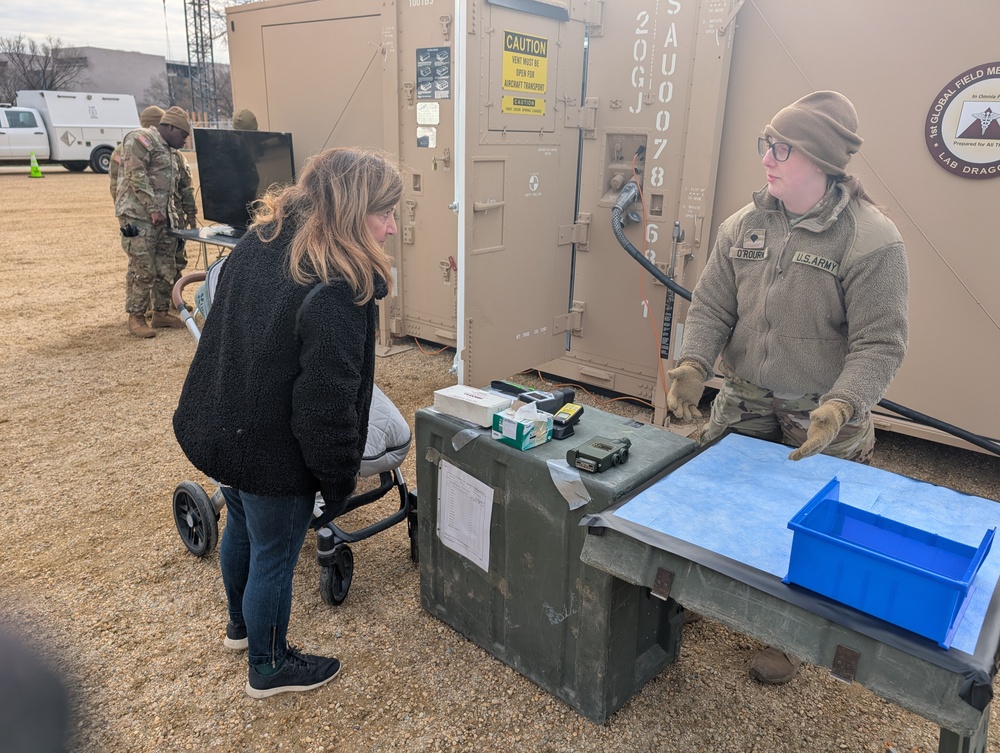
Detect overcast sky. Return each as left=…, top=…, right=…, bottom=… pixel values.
left=0, top=0, right=230, bottom=64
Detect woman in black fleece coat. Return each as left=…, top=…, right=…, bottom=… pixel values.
left=173, top=147, right=401, bottom=699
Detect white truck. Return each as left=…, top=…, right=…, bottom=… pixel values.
left=0, top=90, right=140, bottom=173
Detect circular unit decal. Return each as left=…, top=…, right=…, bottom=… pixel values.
left=925, top=62, right=1000, bottom=179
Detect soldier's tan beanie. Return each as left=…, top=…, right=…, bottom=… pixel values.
left=762, top=91, right=863, bottom=176
left=159, top=106, right=191, bottom=134
left=232, top=108, right=258, bottom=131
left=139, top=106, right=164, bottom=128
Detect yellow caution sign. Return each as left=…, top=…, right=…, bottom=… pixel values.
left=502, top=31, right=548, bottom=96
left=501, top=96, right=546, bottom=117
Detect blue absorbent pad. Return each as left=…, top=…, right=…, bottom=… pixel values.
left=612, top=433, right=1000, bottom=654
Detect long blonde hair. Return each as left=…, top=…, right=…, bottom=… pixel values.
left=250, top=146, right=403, bottom=304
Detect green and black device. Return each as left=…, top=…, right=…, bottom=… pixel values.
left=566, top=436, right=631, bottom=473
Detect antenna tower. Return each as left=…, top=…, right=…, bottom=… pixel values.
left=184, top=0, right=218, bottom=121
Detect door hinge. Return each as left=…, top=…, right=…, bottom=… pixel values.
left=580, top=0, right=605, bottom=34
left=558, top=213, right=591, bottom=251
left=564, top=97, right=598, bottom=137
left=553, top=300, right=585, bottom=336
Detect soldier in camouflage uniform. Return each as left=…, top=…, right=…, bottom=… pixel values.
left=667, top=92, right=908, bottom=467
left=114, top=106, right=191, bottom=338
left=666, top=92, right=908, bottom=686
left=111, top=106, right=198, bottom=290
left=171, top=146, right=198, bottom=286
left=109, top=106, right=164, bottom=201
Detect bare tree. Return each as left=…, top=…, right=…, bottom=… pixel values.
left=214, top=63, right=233, bottom=121
left=142, top=74, right=171, bottom=111
left=210, top=0, right=261, bottom=47
left=181, top=2, right=244, bottom=125
left=0, top=35, right=86, bottom=103
left=169, top=69, right=194, bottom=115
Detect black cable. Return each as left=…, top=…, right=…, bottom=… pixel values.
left=875, top=399, right=1000, bottom=456
left=610, top=180, right=1000, bottom=457
left=611, top=181, right=691, bottom=302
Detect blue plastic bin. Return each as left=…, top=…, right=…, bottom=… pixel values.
left=784, top=478, right=995, bottom=649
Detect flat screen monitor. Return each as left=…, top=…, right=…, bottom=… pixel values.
left=193, top=128, right=296, bottom=234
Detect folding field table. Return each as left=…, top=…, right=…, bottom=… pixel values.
left=169, top=226, right=240, bottom=270
left=581, top=433, right=1000, bottom=753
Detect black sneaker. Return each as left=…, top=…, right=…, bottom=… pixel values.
left=245, top=646, right=341, bottom=699
left=224, top=621, right=248, bottom=651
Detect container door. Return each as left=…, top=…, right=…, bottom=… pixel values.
left=263, top=15, right=385, bottom=158
left=391, top=3, right=461, bottom=353
left=455, top=0, right=587, bottom=387
left=226, top=0, right=402, bottom=349
left=536, top=0, right=739, bottom=410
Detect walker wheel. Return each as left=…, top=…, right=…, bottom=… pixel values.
left=173, top=481, right=219, bottom=557
left=319, top=544, right=354, bottom=606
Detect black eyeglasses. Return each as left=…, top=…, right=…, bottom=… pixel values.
left=757, top=137, right=793, bottom=162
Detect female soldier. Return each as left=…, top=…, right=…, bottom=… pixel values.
left=667, top=92, right=909, bottom=683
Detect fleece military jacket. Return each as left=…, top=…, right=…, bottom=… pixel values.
left=173, top=224, right=386, bottom=508
left=679, top=182, right=908, bottom=422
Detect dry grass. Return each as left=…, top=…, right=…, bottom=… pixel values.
left=2, top=160, right=1000, bottom=753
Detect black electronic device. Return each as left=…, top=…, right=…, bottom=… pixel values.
left=193, top=128, right=296, bottom=233
left=517, top=388, right=575, bottom=415
left=490, top=379, right=532, bottom=397
left=566, top=436, right=631, bottom=473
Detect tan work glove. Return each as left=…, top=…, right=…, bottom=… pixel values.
left=788, top=400, right=853, bottom=461
left=666, top=361, right=707, bottom=422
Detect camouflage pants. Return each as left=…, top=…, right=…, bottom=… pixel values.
left=121, top=220, right=177, bottom=314
left=700, top=377, right=875, bottom=464
left=174, top=239, right=188, bottom=285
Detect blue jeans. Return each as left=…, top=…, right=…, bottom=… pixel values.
left=218, top=487, right=315, bottom=667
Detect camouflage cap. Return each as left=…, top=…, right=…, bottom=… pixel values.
left=139, top=106, right=164, bottom=128
left=159, top=106, right=191, bottom=135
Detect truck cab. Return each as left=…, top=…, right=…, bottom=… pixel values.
left=1, top=91, right=140, bottom=172
left=0, top=106, right=50, bottom=161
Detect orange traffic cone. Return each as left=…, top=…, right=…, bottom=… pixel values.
left=29, top=152, right=44, bottom=178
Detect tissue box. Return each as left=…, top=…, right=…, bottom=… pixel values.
left=784, top=477, right=995, bottom=648
left=492, top=406, right=554, bottom=450
left=433, top=385, right=512, bottom=427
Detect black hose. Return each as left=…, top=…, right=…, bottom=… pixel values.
left=611, top=181, right=691, bottom=301
left=611, top=180, right=1000, bottom=457
left=876, top=399, right=1000, bottom=456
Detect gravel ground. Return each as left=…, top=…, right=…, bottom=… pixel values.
left=3, top=161, right=1000, bottom=753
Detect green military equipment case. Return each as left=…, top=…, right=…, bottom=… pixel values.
left=415, top=404, right=697, bottom=723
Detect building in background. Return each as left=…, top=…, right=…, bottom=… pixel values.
left=0, top=45, right=231, bottom=126
left=63, top=47, right=166, bottom=109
